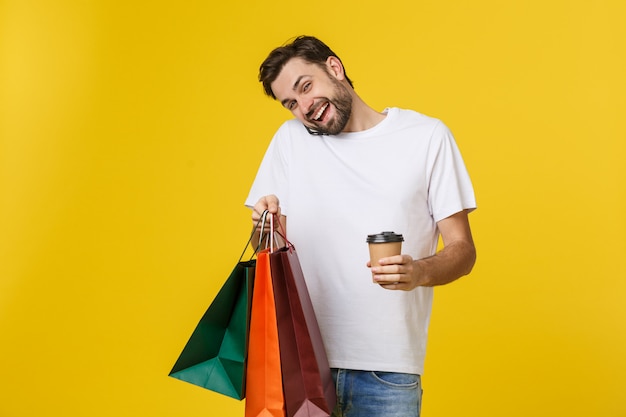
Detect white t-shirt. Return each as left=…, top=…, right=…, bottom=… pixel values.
left=245, top=107, right=476, bottom=375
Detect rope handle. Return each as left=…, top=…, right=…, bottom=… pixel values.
left=238, top=209, right=270, bottom=262
left=269, top=212, right=292, bottom=251
left=239, top=209, right=291, bottom=261
left=264, top=211, right=290, bottom=253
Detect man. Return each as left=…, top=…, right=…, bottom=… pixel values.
left=245, top=35, right=476, bottom=417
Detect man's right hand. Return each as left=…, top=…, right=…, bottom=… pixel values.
left=251, top=195, right=287, bottom=247
left=252, top=194, right=281, bottom=224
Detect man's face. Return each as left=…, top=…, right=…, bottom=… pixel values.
left=270, top=57, right=352, bottom=135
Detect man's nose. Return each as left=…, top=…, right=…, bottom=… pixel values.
left=299, top=96, right=315, bottom=115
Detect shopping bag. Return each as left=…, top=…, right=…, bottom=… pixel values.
left=169, top=260, right=254, bottom=398
left=245, top=248, right=285, bottom=417
left=169, top=226, right=259, bottom=399
left=270, top=242, right=337, bottom=417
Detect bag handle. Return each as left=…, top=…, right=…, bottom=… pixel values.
left=238, top=209, right=271, bottom=262
left=263, top=211, right=280, bottom=253
left=259, top=210, right=291, bottom=253
left=239, top=210, right=292, bottom=260
left=269, top=212, right=292, bottom=251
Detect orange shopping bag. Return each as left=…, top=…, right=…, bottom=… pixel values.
left=245, top=247, right=285, bottom=417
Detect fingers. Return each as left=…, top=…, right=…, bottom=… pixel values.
left=378, top=282, right=410, bottom=290
left=252, top=195, right=281, bottom=220
left=376, top=254, right=406, bottom=267
left=372, top=273, right=403, bottom=286
left=264, top=195, right=280, bottom=215
left=251, top=195, right=282, bottom=236
left=372, top=265, right=408, bottom=289
left=371, top=254, right=414, bottom=290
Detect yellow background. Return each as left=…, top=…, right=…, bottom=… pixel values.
left=1, top=0, right=625, bottom=416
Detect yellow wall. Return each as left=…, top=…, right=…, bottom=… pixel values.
left=1, top=0, right=624, bottom=416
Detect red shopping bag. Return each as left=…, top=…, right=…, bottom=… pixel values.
left=270, top=240, right=337, bottom=417
left=245, top=248, right=285, bottom=417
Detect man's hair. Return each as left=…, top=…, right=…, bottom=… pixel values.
left=259, top=35, right=354, bottom=99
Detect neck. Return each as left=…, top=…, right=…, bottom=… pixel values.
left=342, top=93, right=386, bottom=133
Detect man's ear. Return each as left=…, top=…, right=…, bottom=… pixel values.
left=325, top=56, right=345, bottom=81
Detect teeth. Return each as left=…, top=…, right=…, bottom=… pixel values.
left=313, top=103, right=328, bottom=120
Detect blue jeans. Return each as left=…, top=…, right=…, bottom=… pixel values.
left=330, top=369, right=422, bottom=417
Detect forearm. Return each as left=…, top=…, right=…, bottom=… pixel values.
left=413, top=240, right=476, bottom=287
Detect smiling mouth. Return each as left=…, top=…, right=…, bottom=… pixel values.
left=311, top=102, right=329, bottom=122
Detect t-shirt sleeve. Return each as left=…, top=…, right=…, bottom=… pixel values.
left=244, top=127, right=291, bottom=214
left=427, top=121, right=477, bottom=223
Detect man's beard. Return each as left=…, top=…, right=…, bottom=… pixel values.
left=305, top=78, right=353, bottom=136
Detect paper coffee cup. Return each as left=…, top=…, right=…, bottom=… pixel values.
left=366, top=231, right=404, bottom=266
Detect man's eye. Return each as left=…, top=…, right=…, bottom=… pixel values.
left=303, top=82, right=311, bottom=92
left=288, top=101, right=297, bottom=110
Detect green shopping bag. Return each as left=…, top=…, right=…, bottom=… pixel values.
left=169, top=225, right=260, bottom=399
left=169, top=261, right=254, bottom=398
